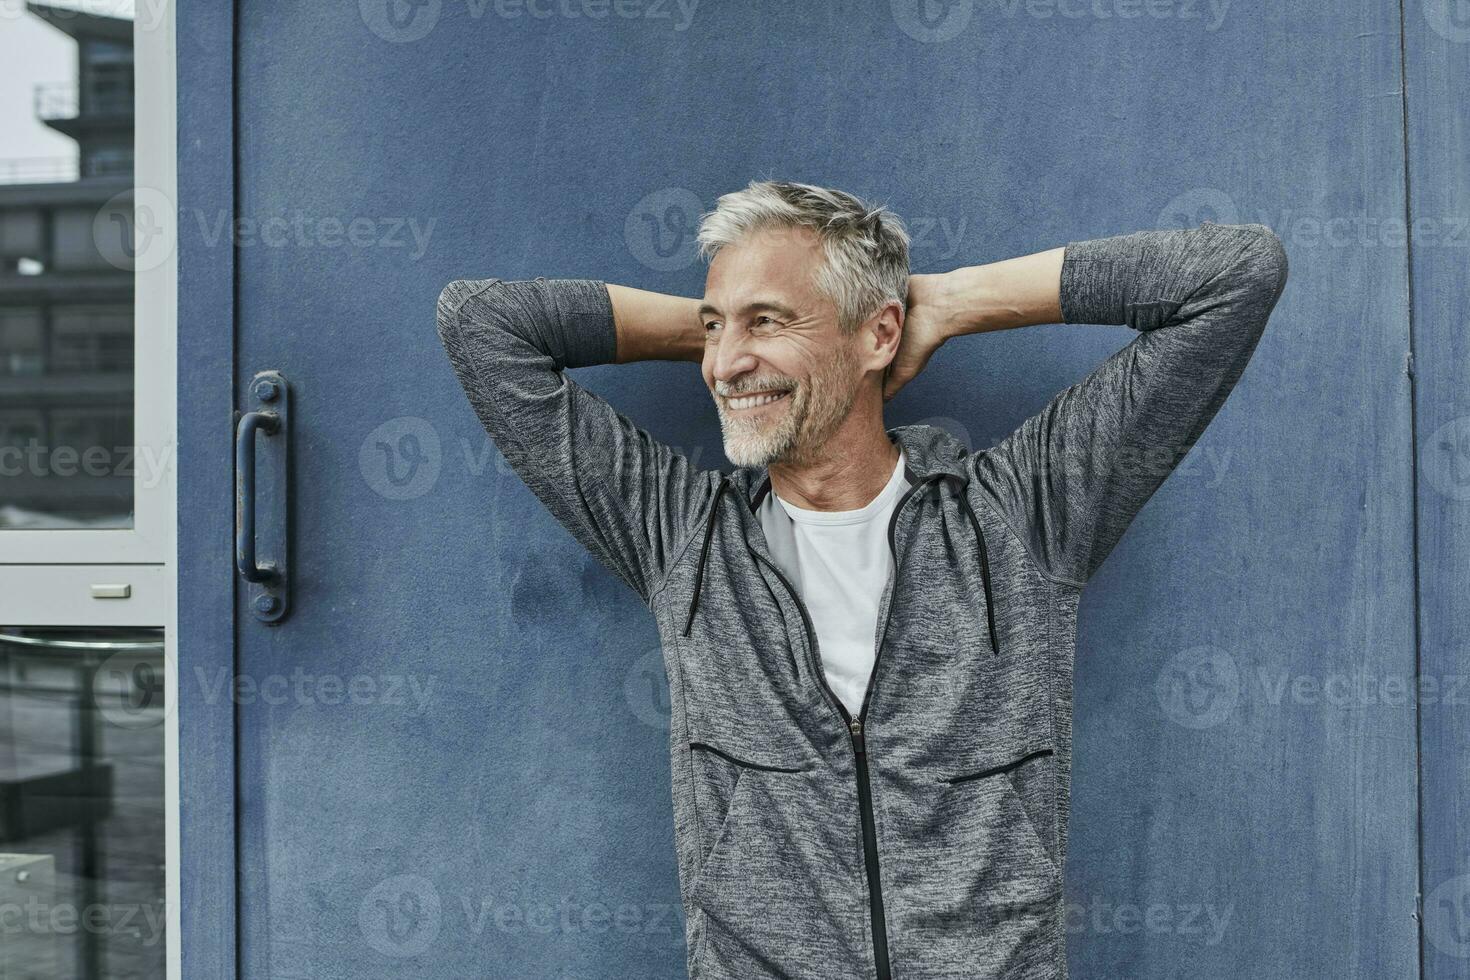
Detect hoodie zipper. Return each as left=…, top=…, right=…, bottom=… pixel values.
left=751, top=551, right=892, bottom=980
left=736, top=471, right=966, bottom=980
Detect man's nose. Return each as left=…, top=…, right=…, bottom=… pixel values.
left=710, top=329, right=759, bottom=386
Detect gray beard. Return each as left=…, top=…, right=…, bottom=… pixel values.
left=717, top=342, right=860, bottom=469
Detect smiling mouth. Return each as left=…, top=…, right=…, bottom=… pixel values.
left=725, top=390, right=792, bottom=412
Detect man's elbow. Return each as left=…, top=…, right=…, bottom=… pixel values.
left=1236, top=224, right=1289, bottom=303
left=435, top=279, right=475, bottom=345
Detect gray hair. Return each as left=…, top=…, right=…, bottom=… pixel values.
left=696, top=179, right=911, bottom=335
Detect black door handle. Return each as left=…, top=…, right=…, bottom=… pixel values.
left=234, top=371, right=290, bottom=623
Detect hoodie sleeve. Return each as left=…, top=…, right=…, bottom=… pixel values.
left=435, top=276, right=716, bottom=605
left=972, top=220, right=1289, bottom=588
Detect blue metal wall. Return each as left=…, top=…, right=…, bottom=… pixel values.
left=176, top=1, right=1467, bottom=976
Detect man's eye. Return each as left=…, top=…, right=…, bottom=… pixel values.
left=756, top=315, right=775, bottom=325
left=704, top=321, right=721, bottom=332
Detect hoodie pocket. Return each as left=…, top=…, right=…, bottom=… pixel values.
left=687, top=742, right=809, bottom=896
left=684, top=743, right=821, bottom=978
left=943, top=746, right=1058, bottom=877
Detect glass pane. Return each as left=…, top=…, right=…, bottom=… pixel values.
left=0, top=4, right=136, bottom=529
left=0, top=626, right=166, bottom=979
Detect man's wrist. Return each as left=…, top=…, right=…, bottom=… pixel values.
left=935, top=247, right=1067, bottom=337
left=933, top=264, right=1005, bottom=338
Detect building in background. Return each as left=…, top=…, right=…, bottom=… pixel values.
left=0, top=6, right=164, bottom=980
left=0, top=0, right=135, bottom=529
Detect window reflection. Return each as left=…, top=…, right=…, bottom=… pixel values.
left=0, top=2, right=136, bottom=529
left=0, top=626, right=166, bottom=979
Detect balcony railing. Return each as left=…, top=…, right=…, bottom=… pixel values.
left=34, top=83, right=133, bottom=122
left=0, top=156, right=133, bottom=185
left=0, top=157, right=78, bottom=184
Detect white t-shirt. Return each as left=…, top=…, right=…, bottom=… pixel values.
left=757, top=448, right=910, bottom=718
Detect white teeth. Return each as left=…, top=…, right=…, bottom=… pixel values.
left=728, top=391, right=789, bottom=411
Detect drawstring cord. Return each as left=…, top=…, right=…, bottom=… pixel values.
left=682, top=475, right=730, bottom=637
left=681, top=470, right=999, bottom=658
left=949, top=474, right=1001, bottom=658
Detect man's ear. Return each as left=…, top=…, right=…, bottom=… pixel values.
left=866, top=299, right=904, bottom=372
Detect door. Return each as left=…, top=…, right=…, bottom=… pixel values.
left=0, top=3, right=177, bottom=978
left=178, top=2, right=1436, bottom=977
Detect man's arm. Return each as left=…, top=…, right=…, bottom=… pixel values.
left=932, top=220, right=1289, bottom=587
left=435, top=277, right=714, bottom=606
left=604, top=283, right=705, bottom=364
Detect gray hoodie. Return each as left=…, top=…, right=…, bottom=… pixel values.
left=435, top=219, right=1289, bottom=980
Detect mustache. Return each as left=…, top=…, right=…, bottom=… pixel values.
left=716, top=380, right=798, bottom=398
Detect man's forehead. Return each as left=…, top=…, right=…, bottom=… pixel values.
left=703, top=231, right=824, bottom=313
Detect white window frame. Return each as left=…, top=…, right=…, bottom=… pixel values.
left=0, top=30, right=174, bottom=566
left=0, top=3, right=181, bottom=978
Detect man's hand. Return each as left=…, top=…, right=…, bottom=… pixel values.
left=883, top=248, right=1067, bottom=402
left=884, top=272, right=957, bottom=402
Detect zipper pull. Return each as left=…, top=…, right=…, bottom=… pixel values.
left=850, top=718, right=865, bottom=754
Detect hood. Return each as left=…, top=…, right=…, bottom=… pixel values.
left=681, top=423, right=999, bottom=657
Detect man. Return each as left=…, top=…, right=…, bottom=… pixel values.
left=435, top=179, right=1288, bottom=980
